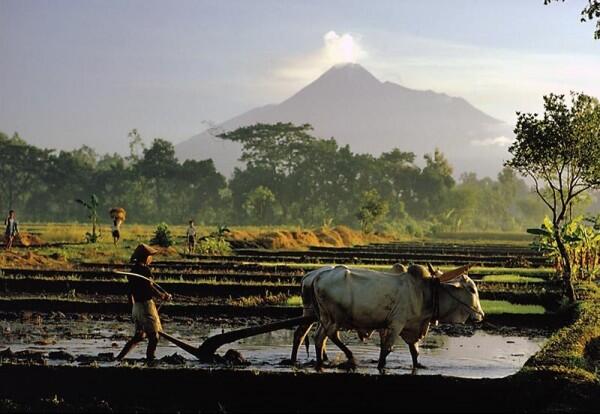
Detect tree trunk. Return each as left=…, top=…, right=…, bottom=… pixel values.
left=555, top=229, right=576, bottom=303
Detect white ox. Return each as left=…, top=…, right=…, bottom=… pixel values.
left=295, top=264, right=484, bottom=372
left=290, top=263, right=408, bottom=364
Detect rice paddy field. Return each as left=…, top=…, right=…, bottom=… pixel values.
left=0, top=224, right=599, bottom=412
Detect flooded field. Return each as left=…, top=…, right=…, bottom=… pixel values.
left=0, top=314, right=546, bottom=378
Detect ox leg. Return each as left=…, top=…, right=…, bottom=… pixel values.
left=314, top=324, right=330, bottom=362
left=408, top=342, right=426, bottom=373
left=289, top=323, right=314, bottom=364
left=314, top=325, right=328, bottom=371
left=377, top=327, right=400, bottom=374
left=329, top=331, right=356, bottom=369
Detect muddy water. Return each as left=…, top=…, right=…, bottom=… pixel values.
left=0, top=316, right=545, bottom=378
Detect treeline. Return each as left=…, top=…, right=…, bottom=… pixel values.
left=0, top=124, right=552, bottom=234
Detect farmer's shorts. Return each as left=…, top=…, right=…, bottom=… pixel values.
left=132, top=300, right=162, bottom=335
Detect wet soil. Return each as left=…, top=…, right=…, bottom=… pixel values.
left=0, top=311, right=549, bottom=379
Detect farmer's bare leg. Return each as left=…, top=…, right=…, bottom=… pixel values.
left=116, top=332, right=145, bottom=360
left=146, top=331, right=159, bottom=360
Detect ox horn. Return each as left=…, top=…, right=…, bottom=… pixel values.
left=438, top=264, right=472, bottom=282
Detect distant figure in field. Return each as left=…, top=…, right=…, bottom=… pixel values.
left=109, top=207, right=126, bottom=246
left=111, top=218, right=121, bottom=245
left=4, top=210, right=19, bottom=250
left=186, top=220, right=196, bottom=254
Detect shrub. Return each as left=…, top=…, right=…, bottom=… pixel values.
left=197, top=237, right=232, bottom=256
left=356, top=189, right=389, bottom=234
left=150, top=222, right=174, bottom=247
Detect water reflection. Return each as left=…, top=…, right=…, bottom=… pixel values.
left=0, top=318, right=545, bottom=378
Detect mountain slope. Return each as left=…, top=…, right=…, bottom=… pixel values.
left=176, top=63, right=512, bottom=177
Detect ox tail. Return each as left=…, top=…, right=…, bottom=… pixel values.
left=304, top=334, right=310, bottom=357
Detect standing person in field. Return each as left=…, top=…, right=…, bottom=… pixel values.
left=186, top=219, right=196, bottom=254
left=109, top=207, right=126, bottom=246
left=4, top=210, right=19, bottom=250
left=111, top=217, right=121, bottom=246
left=116, top=243, right=171, bottom=362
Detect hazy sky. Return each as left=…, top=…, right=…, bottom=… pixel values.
left=1, top=0, right=599, bottom=154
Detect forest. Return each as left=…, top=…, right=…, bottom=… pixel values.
left=0, top=123, right=573, bottom=234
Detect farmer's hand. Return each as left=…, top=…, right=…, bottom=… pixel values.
left=161, top=293, right=173, bottom=302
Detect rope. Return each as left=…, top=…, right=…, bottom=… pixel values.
left=441, top=285, right=485, bottom=318
left=430, top=277, right=440, bottom=324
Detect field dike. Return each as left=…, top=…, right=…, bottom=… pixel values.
left=226, top=225, right=391, bottom=249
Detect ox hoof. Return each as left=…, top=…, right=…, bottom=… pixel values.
left=414, top=362, right=427, bottom=369
left=336, top=358, right=357, bottom=371
left=315, top=364, right=324, bottom=373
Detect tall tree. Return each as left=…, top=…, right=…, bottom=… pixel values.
left=136, top=138, right=179, bottom=215
left=505, top=92, right=600, bottom=302
left=411, top=149, right=455, bottom=218
left=545, top=0, right=600, bottom=39
left=218, top=123, right=316, bottom=176
left=0, top=132, right=50, bottom=212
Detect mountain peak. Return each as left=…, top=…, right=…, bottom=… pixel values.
left=317, top=62, right=381, bottom=85
left=177, top=61, right=511, bottom=179
left=282, top=63, right=381, bottom=104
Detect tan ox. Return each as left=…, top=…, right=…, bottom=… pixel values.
left=306, top=264, right=483, bottom=373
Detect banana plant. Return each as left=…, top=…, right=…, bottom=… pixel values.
left=211, top=224, right=231, bottom=240
left=75, top=194, right=101, bottom=243
left=527, top=215, right=600, bottom=281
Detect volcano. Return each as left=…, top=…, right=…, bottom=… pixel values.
left=176, top=63, right=512, bottom=177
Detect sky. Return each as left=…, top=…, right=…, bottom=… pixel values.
left=1, top=0, right=599, bottom=154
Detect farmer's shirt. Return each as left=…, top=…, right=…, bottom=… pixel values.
left=186, top=225, right=196, bottom=237
left=5, top=218, right=18, bottom=236
left=128, top=263, right=157, bottom=302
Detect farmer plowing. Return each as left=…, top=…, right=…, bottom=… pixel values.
left=115, top=244, right=172, bottom=361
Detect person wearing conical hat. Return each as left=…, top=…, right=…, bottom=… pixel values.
left=116, top=243, right=171, bottom=362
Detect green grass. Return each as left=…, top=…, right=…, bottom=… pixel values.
left=523, top=282, right=600, bottom=383
left=286, top=297, right=546, bottom=314
left=286, top=296, right=302, bottom=306
left=481, top=274, right=547, bottom=283
left=431, top=231, right=534, bottom=244
left=480, top=300, right=546, bottom=314
left=246, top=262, right=554, bottom=276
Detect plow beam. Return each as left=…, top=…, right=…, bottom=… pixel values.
left=159, top=315, right=317, bottom=362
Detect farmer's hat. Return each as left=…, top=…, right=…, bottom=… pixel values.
left=130, top=243, right=159, bottom=263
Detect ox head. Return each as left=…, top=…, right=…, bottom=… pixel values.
left=438, top=265, right=484, bottom=323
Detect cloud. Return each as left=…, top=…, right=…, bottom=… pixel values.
left=361, top=31, right=600, bottom=123
left=261, top=29, right=600, bottom=124
left=470, top=136, right=513, bottom=147
left=323, top=31, right=366, bottom=64
left=268, top=31, right=367, bottom=92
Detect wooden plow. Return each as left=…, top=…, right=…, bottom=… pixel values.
left=159, top=315, right=316, bottom=362
left=116, top=270, right=315, bottom=361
